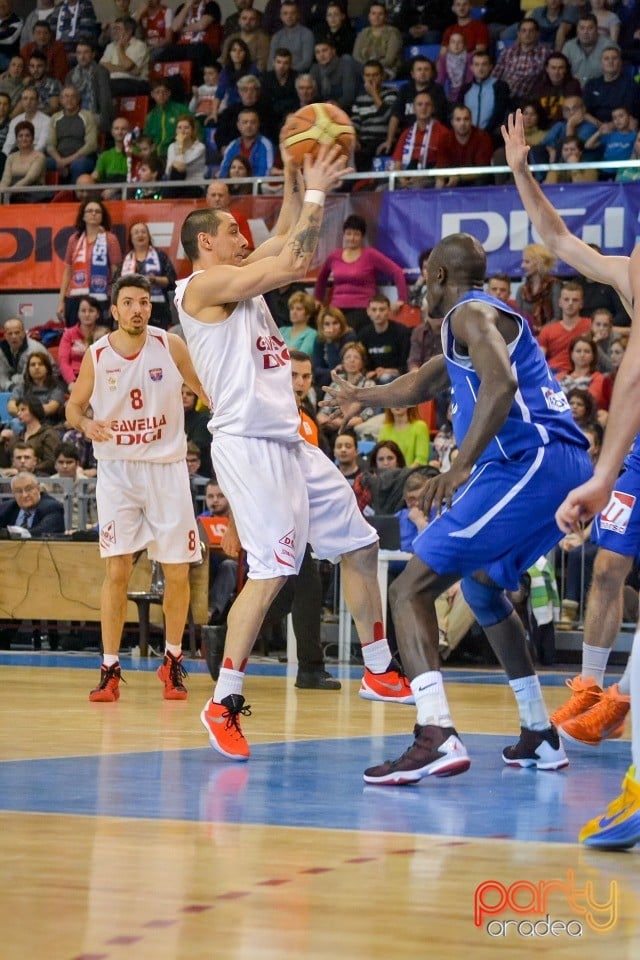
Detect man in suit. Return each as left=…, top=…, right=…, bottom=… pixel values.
left=0, top=471, right=65, bottom=535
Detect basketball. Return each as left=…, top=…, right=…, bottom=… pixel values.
left=280, top=103, right=355, bottom=165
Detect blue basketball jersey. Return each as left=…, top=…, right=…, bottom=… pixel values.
left=441, top=291, right=589, bottom=465
left=624, top=433, right=640, bottom=473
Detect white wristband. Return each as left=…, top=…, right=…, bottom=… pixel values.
left=304, top=189, right=325, bottom=206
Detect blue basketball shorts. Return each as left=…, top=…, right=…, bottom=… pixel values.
left=592, top=464, right=640, bottom=560
left=413, top=442, right=593, bottom=590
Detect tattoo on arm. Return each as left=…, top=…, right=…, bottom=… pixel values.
left=288, top=217, right=321, bottom=258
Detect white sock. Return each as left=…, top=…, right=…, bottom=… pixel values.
left=509, top=675, right=550, bottom=731
left=103, top=653, right=119, bottom=668
left=581, top=643, right=611, bottom=688
left=165, top=642, right=182, bottom=659
left=410, top=671, right=453, bottom=728
left=362, top=638, right=392, bottom=673
left=619, top=652, right=631, bottom=696
left=631, top=634, right=640, bottom=773
left=214, top=666, right=244, bottom=703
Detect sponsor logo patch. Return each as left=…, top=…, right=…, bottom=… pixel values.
left=600, top=490, right=636, bottom=535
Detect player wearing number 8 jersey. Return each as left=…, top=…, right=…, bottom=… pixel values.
left=66, top=273, right=206, bottom=703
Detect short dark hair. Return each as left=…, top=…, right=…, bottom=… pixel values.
left=342, top=214, right=366, bottom=235
left=111, top=273, right=151, bottom=305
left=18, top=396, right=46, bottom=421
left=55, top=443, right=80, bottom=462
left=15, top=120, right=35, bottom=138
left=289, top=349, right=312, bottom=365
left=181, top=208, right=224, bottom=262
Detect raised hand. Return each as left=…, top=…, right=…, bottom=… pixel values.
left=501, top=110, right=530, bottom=175
left=303, top=143, right=353, bottom=194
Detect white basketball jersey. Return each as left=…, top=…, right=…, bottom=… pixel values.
left=175, top=272, right=300, bottom=442
left=89, top=326, right=187, bottom=462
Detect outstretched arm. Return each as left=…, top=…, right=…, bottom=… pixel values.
left=244, top=158, right=304, bottom=263
left=502, top=110, right=631, bottom=311
left=322, top=354, right=449, bottom=424
left=184, top=146, right=350, bottom=311
left=556, top=245, right=640, bottom=532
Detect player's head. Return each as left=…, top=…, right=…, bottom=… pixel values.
left=111, top=273, right=152, bottom=335
left=426, top=233, right=486, bottom=316
left=181, top=208, right=246, bottom=266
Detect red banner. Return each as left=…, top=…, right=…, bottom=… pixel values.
left=0, top=192, right=374, bottom=292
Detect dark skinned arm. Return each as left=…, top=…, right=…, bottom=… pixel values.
left=421, top=302, right=518, bottom=517
left=321, top=354, right=450, bottom=424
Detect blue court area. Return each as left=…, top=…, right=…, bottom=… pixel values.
left=0, top=728, right=629, bottom=843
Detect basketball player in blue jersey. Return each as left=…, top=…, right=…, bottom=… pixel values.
left=325, top=232, right=593, bottom=784
left=503, top=112, right=640, bottom=848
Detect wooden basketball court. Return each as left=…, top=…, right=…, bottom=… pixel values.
left=1, top=653, right=638, bottom=959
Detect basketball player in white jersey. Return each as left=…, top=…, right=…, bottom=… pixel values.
left=175, top=148, right=413, bottom=762
left=66, top=274, right=206, bottom=703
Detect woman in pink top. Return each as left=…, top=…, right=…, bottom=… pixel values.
left=314, top=214, right=408, bottom=334
left=57, top=295, right=110, bottom=386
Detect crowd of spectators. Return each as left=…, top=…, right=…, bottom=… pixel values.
left=1, top=0, right=639, bottom=196
left=2, top=0, right=639, bottom=660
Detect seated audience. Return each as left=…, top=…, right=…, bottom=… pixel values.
left=333, top=429, right=362, bottom=486
left=310, top=36, right=360, bottom=113
left=281, top=290, right=318, bottom=354
left=0, top=118, right=45, bottom=201
left=164, top=113, right=206, bottom=196
left=391, top=91, right=450, bottom=189
left=0, top=471, right=65, bottom=533
left=378, top=406, right=430, bottom=467
left=559, top=334, right=612, bottom=421
left=515, top=242, right=561, bottom=334
left=359, top=294, right=411, bottom=384
left=537, top=281, right=592, bottom=374
left=181, top=382, right=212, bottom=477
left=0, top=317, right=50, bottom=392
left=91, top=115, right=129, bottom=197
left=218, top=107, right=275, bottom=178
left=537, top=51, right=581, bottom=122
left=312, top=305, right=356, bottom=389
left=7, top=351, right=64, bottom=425
left=99, top=15, right=150, bottom=97
left=436, top=30, right=473, bottom=104
left=198, top=478, right=239, bottom=625
left=317, top=340, right=378, bottom=439
left=65, top=39, right=112, bottom=136
left=268, top=0, right=315, bottom=73
left=543, top=134, right=599, bottom=184
left=57, top=294, right=109, bottom=386
left=352, top=1, right=402, bottom=79
left=351, top=57, right=397, bottom=173
left=20, top=18, right=68, bottom=84
left=46, top=83, right=98, bottom=182
left=6, top=397, right=62, bottom=474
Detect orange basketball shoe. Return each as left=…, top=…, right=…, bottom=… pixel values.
left=157, top=651, right=188, bottom=700
left=89, top=663, right=123, bottom=702
left=200, top=694, right=251, bottom=760
left=549, top=675, right=602, bottom=728
left=359, top=664, right=414, bottom=704
left=560, top=684, right=630, bottom=745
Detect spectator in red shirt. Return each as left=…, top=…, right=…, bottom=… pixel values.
left=391, top=90, right=449, bottom=189
left=537, top=280, right=592, bottom=375
left=437, top=104, right=494, bottom=187
left=20, top=19, right=68, bottom=84
left=440, top=0, right=490, bottom=56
